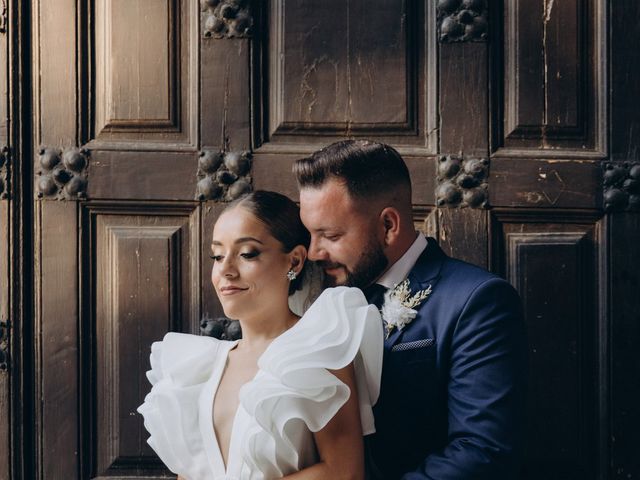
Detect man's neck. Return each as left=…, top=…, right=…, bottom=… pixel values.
left=376, top=232, right=427, bottom=289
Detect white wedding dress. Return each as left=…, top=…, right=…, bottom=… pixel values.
left=137, top=287, right=383, bottom=480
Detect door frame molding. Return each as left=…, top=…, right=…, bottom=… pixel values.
left=8, top=0, right=36, bottom=478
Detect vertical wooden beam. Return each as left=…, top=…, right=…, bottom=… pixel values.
left=610, top=1, right=640, bottom=163
left=200, top=38, right=251, bottom=151
left=438, top=37, right=490, bottom=269
left=440, top=43, right=489, bottom=157
left=33, top=0, right=80, bottom=476
left=0, top=0, right=11, bottom=476
left=0, top=201, right=9, bottom=480
left=37, top=202, right=79, bottom=479
left=607, top=213, right=640, bottom=479
left=609, top=2, right=640, bottom=476
left=436, top=208, right=488, bottom=268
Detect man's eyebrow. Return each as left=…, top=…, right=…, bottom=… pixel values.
left=211, top=237, right=264, bottom=246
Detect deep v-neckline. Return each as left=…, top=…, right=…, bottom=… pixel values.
left=199, top=340, right=244, bottom=478
left=198, top=331, right=294, bottom=478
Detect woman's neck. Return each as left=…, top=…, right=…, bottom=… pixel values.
left=236, top=306, right=298, bottom=352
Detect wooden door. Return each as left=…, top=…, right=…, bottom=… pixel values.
left=1, top=1, right=10, bottom=477
left=27, top=1, right=639, bottom=479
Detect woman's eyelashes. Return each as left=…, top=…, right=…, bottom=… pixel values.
left=210, top=250, right=261, bottom=262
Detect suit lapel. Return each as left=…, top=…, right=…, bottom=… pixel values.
left=384, top=237, right=446, bottom=350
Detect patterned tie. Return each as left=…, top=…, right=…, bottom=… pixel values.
left=363, top=283, right=387, bottom=309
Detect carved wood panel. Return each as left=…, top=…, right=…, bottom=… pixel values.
left=96, top=0, right=178, bottom=131
left=255, top=0, right=437, bottom=153
left=491, top=210, right=604, bottom=479
left=93, top=0, right=198, bottom=147
left=496, top=0, right=605, bottom=155
left=84, top=203, right=200, bottom=478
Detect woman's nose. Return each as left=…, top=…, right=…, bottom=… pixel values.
left=218, top=256, right=238, bottom=278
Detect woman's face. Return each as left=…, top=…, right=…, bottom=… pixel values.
left=211, top=206, right=300, bottom=321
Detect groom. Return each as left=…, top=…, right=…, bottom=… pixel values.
left=294, top=140, right=527, bottom=479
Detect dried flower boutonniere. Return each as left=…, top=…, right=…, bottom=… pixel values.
left=380, top=279, right=432, bottom=339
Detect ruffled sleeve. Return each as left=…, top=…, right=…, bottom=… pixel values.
left=238, top=286, right=383, bottom=477
left=136, top=332, right=226, bottom=480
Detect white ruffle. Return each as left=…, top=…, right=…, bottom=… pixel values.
left=137, top=333, right=229, bottom=480
left=137, top=287, right=383, bottom=480
left=239, top=286, right=383, bottom=479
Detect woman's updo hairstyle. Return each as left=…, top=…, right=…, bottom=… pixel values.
left=225, top=190, right=310, bottom=294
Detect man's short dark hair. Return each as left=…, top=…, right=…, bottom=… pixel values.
left=293, top=140, right=411, bottom=200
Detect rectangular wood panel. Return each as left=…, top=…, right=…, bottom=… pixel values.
left=86, top=151, right=199, bottom=201
left=489, top=158, right=601, bottom=209
left=491, top=211, right=602, bottom=479
left=257, top=0, right=436, bottom=152
left=274, top=1, right=409, bottom=132
left=96, top=0, right=176, bottom=130
left=496, top=0, right=605, bottom=154
left=91, top=0, right=198, bottom=147
left=84, top=204, right=200, bottom=478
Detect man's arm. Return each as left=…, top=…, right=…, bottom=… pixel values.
left=404, top=278, right=528, bottom=480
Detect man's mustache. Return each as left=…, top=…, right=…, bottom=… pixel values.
left=315, top=260, right=343, bottom=271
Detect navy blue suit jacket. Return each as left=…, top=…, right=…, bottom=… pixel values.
left=367, top=237, right=527, bottom=479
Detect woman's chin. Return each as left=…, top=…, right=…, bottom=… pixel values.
left=221, top=305, right=242, bottom=321
left=220, top=297, right=251, bottom=321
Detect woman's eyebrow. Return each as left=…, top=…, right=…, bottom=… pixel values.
left=211, top=237, right=264, bottom=246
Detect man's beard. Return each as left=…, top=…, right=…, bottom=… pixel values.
left=321, top=239, right=388, bottom=289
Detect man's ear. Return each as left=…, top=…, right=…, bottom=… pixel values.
left=289, top=245, right=307, bottom=275
left=379, top=207, right=401, bottom=246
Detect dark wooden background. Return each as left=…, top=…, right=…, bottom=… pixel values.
left=1, top=1, right=639, bottom=479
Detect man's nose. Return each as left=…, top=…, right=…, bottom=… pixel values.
left=307, top=237, right=327, bottom=262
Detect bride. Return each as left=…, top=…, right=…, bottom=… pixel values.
left=137, top=190, right=383, bottom=479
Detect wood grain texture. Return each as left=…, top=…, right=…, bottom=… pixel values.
left=200, top=38, right=251, bottom=151
left=274, top=1, right=410, bottom=132
left=0, top=201, right=9, bottom=480
left=609, top=213, right=640, bottom=479
left=38, top=201, right=79, bottom=480
left=491, top=210, right=602, bottom=479
left=256, top=0, right=436, bottom=152
left=435, top=208, right=488, bottom=269
left=489, top=158, right=601, bottom=209
left=497, top=0, right=605, bottom=154
left=84, top=203, right=199, bottom=478
left=90, top=0, right=198, bottom=147
left=440, top=42, right=488, bottom=157
left=611, top=0, right=640, bottom=163
left=87, top=151, right=199, bottom=201
left=35, top=0, right=77, bottom=146
left=96, top=0, right=175, bottom=129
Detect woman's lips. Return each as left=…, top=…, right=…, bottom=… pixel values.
left=219, top=286, right=248, bottom=296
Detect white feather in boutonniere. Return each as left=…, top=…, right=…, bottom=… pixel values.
left=380, top=279, right=432, bottom=339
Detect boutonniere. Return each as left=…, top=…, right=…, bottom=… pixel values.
left=380, top=279, right=432, bottom=339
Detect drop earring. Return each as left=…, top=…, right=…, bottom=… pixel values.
left=286, top=270, right=297, bottom=281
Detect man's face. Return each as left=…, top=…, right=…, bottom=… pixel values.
left=299, top=180, right=388, bottom=288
